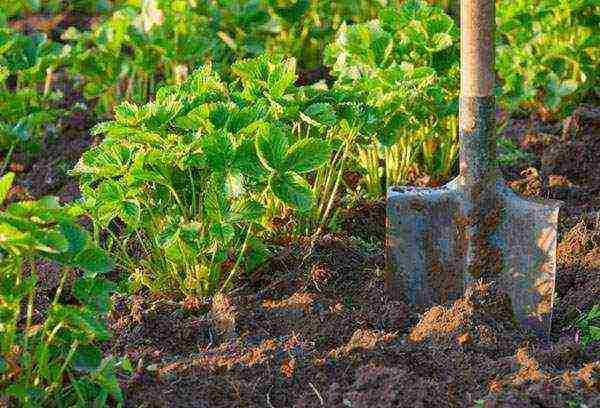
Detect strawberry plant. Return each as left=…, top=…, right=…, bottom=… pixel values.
left=0, top=24, right=64, bottom=167
left=63, top=6, right=161, bottom=115
left=72, top=56, right=333, bottom=297
left=325, top=0, right=460, bottom=193
left=61, top=0, right=418, bottom=117
left=62, top=0, right=279, bottom=115
left=496, top=0, right=599, bottom=117
left=0, top=70, right=55, bottom=173
left=575, top=304, right=600, bottom=346
left=263, top=0, right=404, bottom=70
left=0, top=172, right=127, bottom=407
left=1, top=0, right=127, bottom=17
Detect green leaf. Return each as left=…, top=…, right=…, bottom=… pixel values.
left=35, top=230, right=70, bottom=254
left=429, top=33, right=453, bottom=52
left=589, top=326, right=600, bottom=341
left=73, top=277, right=115, bottom=313
left=60, top=222, right=87, bottom=255
left=269, top=172, right=313, bottom=212
left=5, top=383, right=45, bottom=402
left=267, top=58, right=297, bottom=98
left=0, top=306, right=17, bottom=323
left=255, top=125, right=289, bottom=172
left=235, top=137, right=266, bottom=179
left=202, top=130, right=234, bottom=172
left=558, top=80, right=578, bottom=97
left=120, top=357, right=134, bottom=374
left=121, top=199, right=141, bottom=227
left=5, top=383, right=28, bottom=399
left=61, top=306, right=111, bottom=342
left=230, top=199, right=265, bottom=223
left=283, top=138, right=331, bottom=173
left=546, top=72, right=560, bottom=94
left=301, top=103, right=338, bottom=127
left=73, top=345, right=103, bottom=373
left=97, top=180, right=124, bottom=203
left=545, top=95, right=561, bottom=110
left=114, top=101, right=140, bottom=126
left=94, top=357, right=123, bottom=403
left=210, top=222, right=235, bottom=244
left=0, top=172, right=14, bottom=204
left=74, top=247, right=114, bottom=275
left=0, top=356, right=7, bottom=374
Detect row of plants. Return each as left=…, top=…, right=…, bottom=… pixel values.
left=2, top=0, right=598, bottom=307
left=74, top=57, right=338, bottom=296
left=325, top=0, right=460, bottom=193
left=60, top=0, right=408, bottom=116
left=0, top=172, right=129, bottom=406
left=496, top=0, right=599, bottom=116
left=3, top=0, right=599, bottom=300
left=52, top=0, right=600, bottom=115
left=0, top=22, right=65, bottom=165
left=2, top=0, right=597, bottom=162
left=73, top=0, right=468, bottom=297
left=0, top=1, right=128, bottom=19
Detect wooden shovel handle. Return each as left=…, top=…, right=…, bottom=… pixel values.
left=461, top=0, right=495, bottom=97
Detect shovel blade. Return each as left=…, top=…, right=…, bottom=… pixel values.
left=484, top=181, right=561, bottom=336
left=386, top=184, right=465, bottom=307
left=386, top=178, right=561, bottom=337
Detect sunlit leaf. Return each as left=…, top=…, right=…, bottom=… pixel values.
left=255, top=125, right=288, bottom=172
left=74, top=248, right=114, bottom=275
left=0, top=172, right=14, bottom=204
left=73, top=346, right=103, bottom=373
left=283, top=138, right=331, bottom=173
left=269, top=171, right=313, bottom=211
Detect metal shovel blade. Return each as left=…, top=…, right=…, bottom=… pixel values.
left=386, top=177, right=561, bottom=337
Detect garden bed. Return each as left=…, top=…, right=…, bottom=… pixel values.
left=8, top=104, right=598, bottom=407
left=1, top=2, right=599, bottom=406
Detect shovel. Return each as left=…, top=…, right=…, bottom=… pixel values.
left=385, top=0, right=561, bottom=337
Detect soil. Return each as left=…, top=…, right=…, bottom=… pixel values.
left=2, top=16, right=600, bottom=407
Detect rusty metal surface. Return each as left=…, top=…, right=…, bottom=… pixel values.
left=459, top=96, right=501, bottom=282
left=386, top=185, right=463, bottom=307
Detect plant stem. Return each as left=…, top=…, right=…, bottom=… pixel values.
left=22, top=259, right=37, bottom=393
left=44, top=339, right=79, bottom=401
left=219, top=225, right=252, bottom=294
left=44, top=67, right=54, bottom=97
left=313, top=129, right=354, bottom=239
left=1, top=141, right=16, bottom=176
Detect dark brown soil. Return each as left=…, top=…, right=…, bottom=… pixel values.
left=295, top=66, right=335, bottom=87
left=106, top=224, right=600, bottom=407
left=8, top=11, right=100, bottom=41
